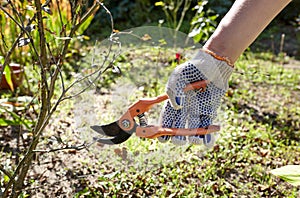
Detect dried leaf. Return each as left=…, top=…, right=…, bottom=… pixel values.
left=141, top=34, right=152, bottom=41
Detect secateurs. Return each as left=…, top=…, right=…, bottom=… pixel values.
left=90, top=80, right=220, bottom=144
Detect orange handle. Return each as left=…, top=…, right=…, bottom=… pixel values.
left=127, top=80, right=208, bottom=117
left=136, top=125, right=220, bottom=139
left=183, top=80, right=209, bottom=92
left=118, top=80, right=209, bottom=132
left=128, top=94, right=169, bottom=117
left=118, top=94, right=169, bottom=131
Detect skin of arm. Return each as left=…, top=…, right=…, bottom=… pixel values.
left=203, top=0, right=292, bottom=64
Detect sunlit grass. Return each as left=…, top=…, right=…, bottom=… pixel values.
left=72, top=50, right=300, bottom=197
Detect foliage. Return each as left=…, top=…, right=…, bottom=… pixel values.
left=271, top=165, right=300, bottom=186
left=154, top=0, right=193, bottom=31
left=188, top=0, right=218, bottom=44
left=86, top=0, right=155, bottom=37
left=276, top=1, right=300, bottom=23
left=152, top=0, right=219, bottom=44
left=0, top=0, right=95, bottom=90
left=205, top=0, right=234, bottom=20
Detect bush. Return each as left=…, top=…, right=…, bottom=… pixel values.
left=0, top=1, right=101, bottom=197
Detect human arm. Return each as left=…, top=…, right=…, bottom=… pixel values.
left=204, top=0, right=292, bottom=63
left=160, top=0, right=292, bottom=146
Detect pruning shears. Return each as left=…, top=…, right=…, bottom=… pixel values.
left=90, top=80, right=220, bottom=144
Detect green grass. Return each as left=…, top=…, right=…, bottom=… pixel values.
left=72, top=50, right=300, bottom=197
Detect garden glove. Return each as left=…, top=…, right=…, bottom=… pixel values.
left=158, top=49, right=233, bottom=146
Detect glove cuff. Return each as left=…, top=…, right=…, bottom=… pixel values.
left=202, top=49, right=234, bottom=67
left=190, top=49, right=234, bottom=91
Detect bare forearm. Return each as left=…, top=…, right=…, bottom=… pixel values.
left=204, top=0, right=292, bottom=64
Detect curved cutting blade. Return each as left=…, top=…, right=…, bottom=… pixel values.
left=91, top=121, right=123, bottom=136
left=90, top=121, right=137, bottom=144
left=93, top=133, right=131, bottom=145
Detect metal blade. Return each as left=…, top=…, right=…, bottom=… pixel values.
left=91, top=121, right=137, bottom=144
left=93, top=132, right=131, bottom=145
left=90, top=121, right=123, bottom=137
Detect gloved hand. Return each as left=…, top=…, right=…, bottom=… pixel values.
left=158, top=49, right=233, bottom=147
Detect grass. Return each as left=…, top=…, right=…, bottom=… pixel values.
left=71, top=48, right=300, bottom=197
left=3, top=42, right=299, bottom=196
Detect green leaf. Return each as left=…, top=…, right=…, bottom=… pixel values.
left=270, top=165, right=300, bottom=186
left=5, top=109, right=33, bottom=129
left=0, top=106, right=33, bottom=129
left=4, top=65, right=14, bottom=91
left=0, top=117, right=16, bottom=126
left=77, top=14, right=94, bottom=35
left=4, top=174, right=10, bottom=183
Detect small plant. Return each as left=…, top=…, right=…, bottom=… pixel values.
left=155, top=0, right=192, bottom=32
left=188, top=0, right=218, bottom=44
left=0, top=1, right=121, bottom=197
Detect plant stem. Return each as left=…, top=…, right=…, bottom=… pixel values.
left=3, top=0, right=49, bottom=196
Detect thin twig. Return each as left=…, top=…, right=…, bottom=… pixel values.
left=8, top=1, right=25, bottom=29
left=32, top=142, right=94, bottom=153
left=55, top=0, right=66, bottom=37
left=0, top=6, right=36, bottom=87
left=0, top=165, right=13, bottom=180
left=48, top=1, right=100, bottom=100
left=97, top=1, right=114, bottom=35
left=59, top=2, right=118, bottom=100
left=176, top=0, right=191, bottom=32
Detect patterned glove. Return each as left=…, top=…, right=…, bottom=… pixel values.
left=158, top=49, right=233, bottom=146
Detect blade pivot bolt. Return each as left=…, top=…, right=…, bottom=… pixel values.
left=121, top=119, right=131, bottom=128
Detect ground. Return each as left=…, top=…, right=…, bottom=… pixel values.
left=1, top=47, right=300, bottom=197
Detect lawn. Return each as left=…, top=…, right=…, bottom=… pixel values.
left=1, top=41, right=300, bottom=197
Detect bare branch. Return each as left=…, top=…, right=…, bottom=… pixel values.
left=55, top=0, right=66, bottom=37
left=32, top=142, right=95, bottom=154
left=2, top=0, right=51, bottom=195
left=48, top=1, right=100, bottom=100
left=97, top=1, right=115, bottom=35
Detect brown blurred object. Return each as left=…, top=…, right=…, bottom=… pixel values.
left=0, top=63, right=24, bottom=90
